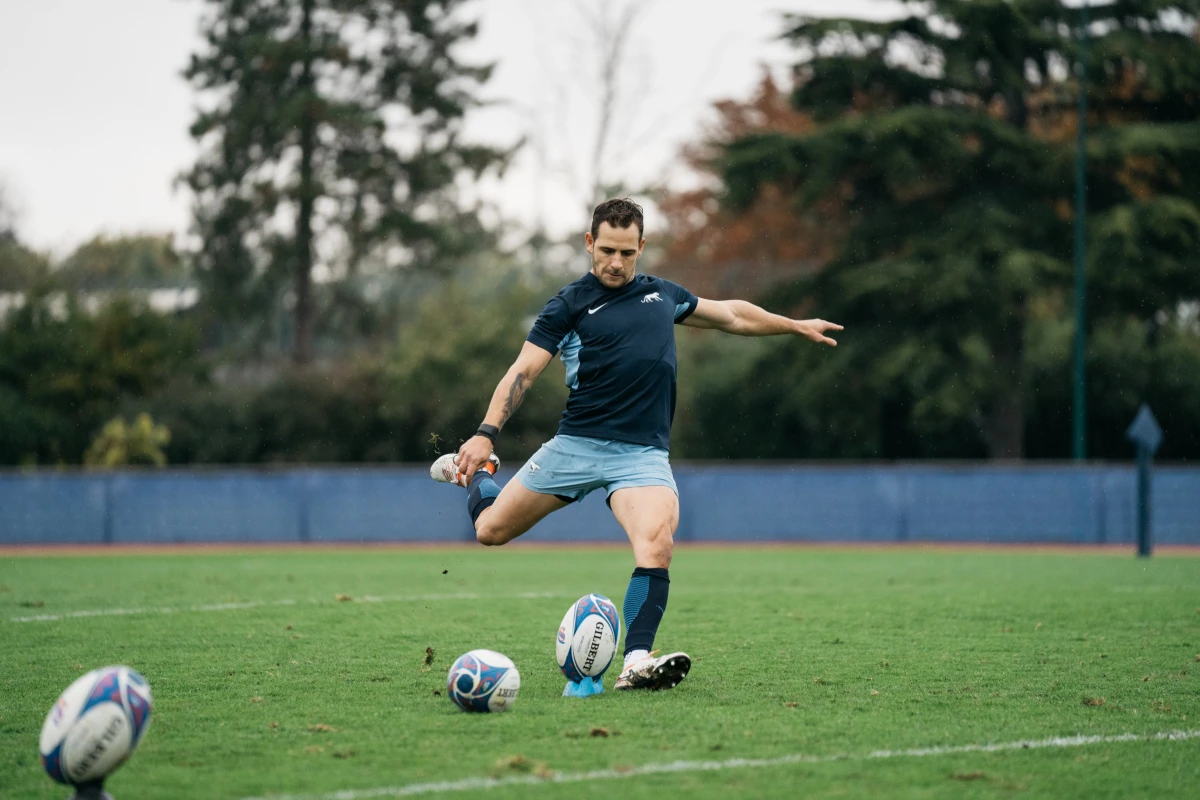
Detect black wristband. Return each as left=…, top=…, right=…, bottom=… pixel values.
left=475, top=423, right=499, bottom=443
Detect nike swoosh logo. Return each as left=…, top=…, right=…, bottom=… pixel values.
left=587, top=303, right=609, bottom=314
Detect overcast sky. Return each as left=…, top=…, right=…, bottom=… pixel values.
left=0, top=0, right=900, bottom=254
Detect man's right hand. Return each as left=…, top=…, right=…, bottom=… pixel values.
left=455, top=435, right=495, bottom=481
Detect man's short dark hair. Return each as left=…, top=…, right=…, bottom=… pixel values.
left=591, top=197, right=644, bottom=240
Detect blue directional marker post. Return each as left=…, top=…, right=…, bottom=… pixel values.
left=1125, top=404, right=1163, bottom=558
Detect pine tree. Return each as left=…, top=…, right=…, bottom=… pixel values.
left=713, top=0, right=1200, bottom=459
left=184, top=0, right=506, bottom=363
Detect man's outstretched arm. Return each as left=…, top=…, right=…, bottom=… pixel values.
left=456, top=341, right=554, bottom=478
left=681, top=298, right=842, bottom=345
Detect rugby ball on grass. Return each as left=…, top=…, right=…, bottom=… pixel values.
left=447, top=649, right=520, bottom=712
left=40, top=666, right=153, bottom=785
left=556, top=594, right=620, bottom=682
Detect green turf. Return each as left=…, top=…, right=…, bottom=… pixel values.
left=1, top=547, right=1198, bottom=799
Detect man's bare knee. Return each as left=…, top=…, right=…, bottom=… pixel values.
left=635, top=526, right=674, bottom=568
left=471, top=484, right=565, bottom=548
left=475, top=519, right=510, bottom=547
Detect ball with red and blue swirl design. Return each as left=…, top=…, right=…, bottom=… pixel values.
left=446, top=649, right=520, bottom=713
left=39, top=665, right=153, bottom=786
left=556, top=593, right=621, bottom=682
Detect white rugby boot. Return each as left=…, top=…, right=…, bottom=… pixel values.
left=613, top=650, right=691, bottom=691
left=429, top=452, right=499, bottom=488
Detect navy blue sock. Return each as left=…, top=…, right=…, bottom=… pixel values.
left=467, top=470, right=501, bottom=525
left=622, top=567, right=670, bottom=655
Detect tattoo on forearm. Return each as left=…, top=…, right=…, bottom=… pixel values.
left=499, top=374, right=527, bottom=426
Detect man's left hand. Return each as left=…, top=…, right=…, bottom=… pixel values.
left=795, top=319, right=843, bottom=346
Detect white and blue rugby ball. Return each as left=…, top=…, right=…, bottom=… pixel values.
left=556, top=594, right=621, bottom=682
left=447, top=649, right=520, bottom=713
left=39, top=666, right=153, bottom=786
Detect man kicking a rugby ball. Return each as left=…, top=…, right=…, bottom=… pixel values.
left=431, top=198, right=842, bottom=691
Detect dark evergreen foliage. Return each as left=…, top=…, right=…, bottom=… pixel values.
left=703, top=0, right=1200, bottom=459
left=183, top=0, right=507, bottom=362
left=0, top=296, right=202, bottom=465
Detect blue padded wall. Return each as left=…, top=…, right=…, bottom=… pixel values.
left=108, top=472, right=300, bottom=543
left=1152, top=470, right=1200, bottom=544
left=678, top=467, right=901, bottom=542
left=1, top=464, right=1197, bottom=545
left=0, top=474, right=107, bottom=544
left=903, top=467, right=1097, bottom=543
left=303, top=469, right=470, bottom=542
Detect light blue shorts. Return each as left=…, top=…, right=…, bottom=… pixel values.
left=516, top=434, right=677, bottom=503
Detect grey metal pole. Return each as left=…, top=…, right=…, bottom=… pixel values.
left=1072, top=0, right=1090, bottom=461
left=1126, top=404, right=1162, bottom=558
left=1136, top=446, right=1152, bottom=557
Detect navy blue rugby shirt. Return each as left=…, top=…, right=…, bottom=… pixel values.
left=526, top=272, right=699, bottom=451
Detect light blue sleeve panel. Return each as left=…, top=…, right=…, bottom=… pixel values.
left=557, top=331, right=583, bottom=390
left=658, top=278, right=699, bottom=324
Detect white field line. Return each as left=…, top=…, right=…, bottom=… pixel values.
left=7, top=592, right=571, bottom=623
left=244, top=729, right=1200, bottom=800
left=7, top=586, right=787, bottom=624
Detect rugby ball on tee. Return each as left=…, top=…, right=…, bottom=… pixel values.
left=557, top=594, right=621, bottom=682
left=446, top=649, right=521, bottom=713
left=40, top=666, right=153, bottom=786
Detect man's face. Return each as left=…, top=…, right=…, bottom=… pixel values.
left=585, top=222, right=645, bottom=289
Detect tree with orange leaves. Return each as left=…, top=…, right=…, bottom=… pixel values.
left=666, top=2, right=1200, bottom=461
left=657, top=73, right=838, bottom=301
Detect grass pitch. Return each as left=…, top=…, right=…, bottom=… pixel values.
left=2, top=546, right=1198, bottom=799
